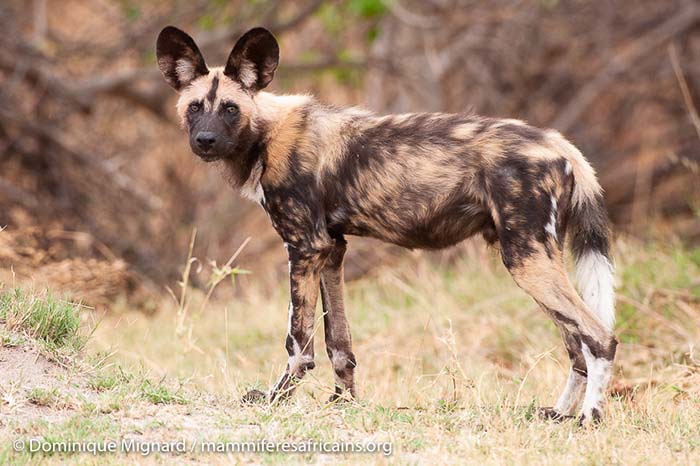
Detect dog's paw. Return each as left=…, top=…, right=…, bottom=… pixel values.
left=327, top=386, right=354, bottom=404
left=328, top=393, right=352, bottom=404
left=577, top=408, right=603, bottom=427
left=538, top=407, right=576, bottom=422
left=240, top=389, right=267, bottom=405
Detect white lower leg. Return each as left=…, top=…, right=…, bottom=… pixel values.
left=553, top=369, right=586, bottom=415
left=580, top=343, right=613, bottom=421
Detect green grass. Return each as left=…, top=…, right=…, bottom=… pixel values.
left=26, top=388, right=62, bottom=408
left=88, top=371, right=123, bottom=393
left=0, top=327, right=25, bottom=347
left=140, top=378, right=189, bottom=405
left=0, top=288, right=88, bottom=353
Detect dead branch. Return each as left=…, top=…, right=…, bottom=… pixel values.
left=668, top=42, right=700, bottom=143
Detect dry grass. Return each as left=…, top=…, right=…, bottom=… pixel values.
left=1, top=235, right=699, bottom=464
left=82, top=236, right=700, bottom=464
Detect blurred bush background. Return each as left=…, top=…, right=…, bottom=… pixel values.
left=0, top=0, right=699, bottom=304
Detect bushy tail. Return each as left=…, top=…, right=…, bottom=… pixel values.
left=570, top=198, right=615, bottom=331
left=548, top=131, right=616, bottom=330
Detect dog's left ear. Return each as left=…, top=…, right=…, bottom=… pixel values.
left=224, top=27, right=279, bottom=92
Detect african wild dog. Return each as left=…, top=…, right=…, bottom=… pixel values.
left=156, top=26, right=617, bottom=425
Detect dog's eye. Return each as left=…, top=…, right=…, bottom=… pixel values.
left=225, top=104, right=239, bottom=114
left=188, top=103, right=200, bottom=113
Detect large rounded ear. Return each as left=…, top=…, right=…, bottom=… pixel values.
left=224, top=27, right=279, bottom=92
left=156, top=26, right=208, bottom=91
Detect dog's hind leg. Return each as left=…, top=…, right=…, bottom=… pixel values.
left=498, top=235, right=616, bottom=425
left=541, top=332, right=587, bottom=419
left=554, top=332, right=588, bottom=415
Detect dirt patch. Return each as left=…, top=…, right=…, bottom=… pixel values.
left=0, top=329, right=251, bottom=447
left=0, top=341, right=91, bottom=425
left=0, top=344, right=68, bottom=389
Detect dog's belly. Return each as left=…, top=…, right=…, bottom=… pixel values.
left=382, top=210, right=493, bottom=249
left=329, top=199, right=495, bottom=250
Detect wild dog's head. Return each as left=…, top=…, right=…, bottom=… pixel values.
left=156, top=26, right=278, bottom=176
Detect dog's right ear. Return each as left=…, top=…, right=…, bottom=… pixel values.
left=156, top=26, right=208, bottom=91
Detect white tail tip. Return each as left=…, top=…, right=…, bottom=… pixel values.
left=575, top=251, right=615, bottom=330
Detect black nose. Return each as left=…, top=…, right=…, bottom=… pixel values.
left=195, top=131, right=216, bottom=150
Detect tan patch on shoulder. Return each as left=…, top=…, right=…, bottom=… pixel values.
left=263, top=109, right=306, bottom=185
left=252, top=93, right=317, bottom=185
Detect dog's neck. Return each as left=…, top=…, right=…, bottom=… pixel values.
left=236, top=92, right=312, bottom=205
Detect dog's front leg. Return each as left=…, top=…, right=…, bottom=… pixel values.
left=269, top=246, right=324, bottom=402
